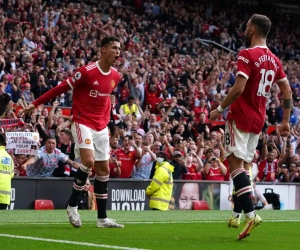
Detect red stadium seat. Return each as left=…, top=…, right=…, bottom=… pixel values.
left=192, top=201, right=210, bottom=210
left=34, top=200, right=54, bottom=210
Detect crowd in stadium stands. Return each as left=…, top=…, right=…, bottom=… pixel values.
left=0, top=0, right=300, bottom=185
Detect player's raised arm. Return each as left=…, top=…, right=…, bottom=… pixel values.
left=277, top=79, right=292, bottom=136
left=209, top=75, right=247, bottom=120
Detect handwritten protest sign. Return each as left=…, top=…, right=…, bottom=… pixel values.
left=6, top=132, right=39, bottom=155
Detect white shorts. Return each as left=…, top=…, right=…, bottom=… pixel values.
left=224, top=119, right=259, bottom=163
left=71, top=122, right=110, bottom=161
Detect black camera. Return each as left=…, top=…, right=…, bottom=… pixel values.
left=212, top=157, right=216, bottom=161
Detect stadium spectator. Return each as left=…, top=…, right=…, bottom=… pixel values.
left=0, top=134, right=14, bottom=210
left=111, top=135, right=141, bottom=178
left=203, top=155, right=227, bottom=181
left=146, top=151, right=174, bottom=211
left=21, top=136, right=79, bottom=177
left=132, top=141, right=156, bottom=180
left=77, top=179, right=96, bottom=210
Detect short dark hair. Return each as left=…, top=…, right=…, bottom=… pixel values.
left=46, top=136, right=56, bottom=142
left=61, top=128, right=72, bottom=138
left=249, top=14, right=271, bottom=38
left=128, top=96, right=134, bottom=101
left=100, top=36, right=120, bottom=47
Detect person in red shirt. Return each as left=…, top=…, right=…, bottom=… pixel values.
left=22, top=36, right=124, bottom=228
left=111, top=135, right=141, bottom=178
left=203, top=156, right=227, bottom=181
left=210, top=14, right=292, bottom=239
left=182, top=150, right=203, bottom=180
left=257, top=151, right=278, bottom=182
left=145, top=84, right=158, bottom=113
left=119, top=82, right=130, bottom=104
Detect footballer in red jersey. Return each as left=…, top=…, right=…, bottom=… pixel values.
left=22, top=36, right=124, bottom=229
left=210, top=14, right=292, bottom=240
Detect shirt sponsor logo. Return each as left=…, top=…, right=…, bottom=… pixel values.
left=85, top=139, right=91, bottom=144
left=89, top=90, right=110, bottom=97
left=93, top=81, right=99, bottom=85
left=238, top=56, right=249, bottom=64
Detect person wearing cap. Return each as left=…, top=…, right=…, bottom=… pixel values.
left=146, top=151, right=174, bottom=210
left=170, top=151, right=188, bottom=179
left=0, top=134, right=14, bottom=210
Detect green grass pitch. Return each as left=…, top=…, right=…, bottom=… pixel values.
left=0, top=210, right=299, bottom=250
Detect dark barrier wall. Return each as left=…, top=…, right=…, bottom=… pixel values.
left=10, top=178, right=221, bottom=210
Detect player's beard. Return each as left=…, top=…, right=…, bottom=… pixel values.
left=245, top=33, right=252, bottom=48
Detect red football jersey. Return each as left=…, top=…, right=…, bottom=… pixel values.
left=120, top=87, right=130, bottom=101
left=113, top=148, right=137, bottom=178
left=182, top=164, right=202, bottom=180
left=227, top=46, right=286, bottom=134
left=32, top=62, right=120, bottom=131
left=205, top=167, right=225, bottom=181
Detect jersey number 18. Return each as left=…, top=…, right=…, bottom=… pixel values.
left=257, top=69, right=275, bottom=97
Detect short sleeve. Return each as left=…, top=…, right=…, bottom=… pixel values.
left=66, top=67, right=86, bottom=89
left=59, top=152, right=69, bottom=163
left=236, top=49, right=252, bottom=80
left=37, top=149, right=43, bottom=160
left=275, top=60, right=287, bottom=83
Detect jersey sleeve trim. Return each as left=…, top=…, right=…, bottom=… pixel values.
left=66, top=79, right=74, bottom=89
left=236, top=71, right=249, bottom=80
left=276, top=77, right=287, bottom=83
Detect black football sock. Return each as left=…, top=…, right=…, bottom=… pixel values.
left=232, top=193, right=243, bottom=214
left=94, top=175, right=109, bottom=219
left=68, top=165, right=90, bottom=207
left=231, top=168, right=254, bottom=214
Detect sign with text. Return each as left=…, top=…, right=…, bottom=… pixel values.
left=107, top=182, right=149, bottom=210
left=6, top=132, right=40, bottom=155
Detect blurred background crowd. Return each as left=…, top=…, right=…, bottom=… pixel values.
left=0, top=0, right=300, bottom=186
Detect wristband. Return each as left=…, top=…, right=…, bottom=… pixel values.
left=217, top=105, right=224, bottom=113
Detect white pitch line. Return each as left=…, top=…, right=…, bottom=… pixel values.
left=0, top=234, right=149, bottom=250
left=2, top=219, right=300, bottom=225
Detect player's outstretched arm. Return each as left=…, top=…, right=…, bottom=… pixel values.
left=210, top=75, right=247, bottom=120
left=21, top=82, right=71, bottom=115
left=32, top=81, right=71, bottom=107
left=277, top=79, right=292, bottom=136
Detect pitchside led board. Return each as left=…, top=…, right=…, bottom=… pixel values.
left=9, top=178, right=300, bottom=210
left=6, top=132, right=40, bottom=155
left=9, top=179, right=221, bottom=210
left=107, top=182, right=221, bottom=210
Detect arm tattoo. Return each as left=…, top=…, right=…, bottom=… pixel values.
left=283, top=99, right=292, bottom=109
